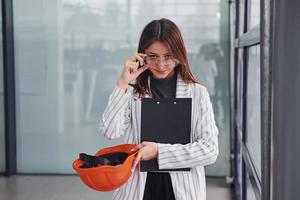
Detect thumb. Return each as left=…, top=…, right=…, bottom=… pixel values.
left=135, top=65, right=149, bottom=77
left=132, top=151, right=142, bottom=172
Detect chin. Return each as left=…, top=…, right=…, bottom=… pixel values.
left=153, top=73, right=168, bottom=79
left=150, top=69, right=174, bottom=79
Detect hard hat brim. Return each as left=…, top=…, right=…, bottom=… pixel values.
left=73, top=144, right=137, bottom=191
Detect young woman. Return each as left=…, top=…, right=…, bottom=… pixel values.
left=100, top=18, right=219, bottom=200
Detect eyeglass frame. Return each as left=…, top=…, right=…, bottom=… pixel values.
left=144, top=52, right=179, bottom=66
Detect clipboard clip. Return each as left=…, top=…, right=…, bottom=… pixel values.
left=156, top=101, right=177, bottom=104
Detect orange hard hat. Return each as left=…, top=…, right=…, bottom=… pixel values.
left=72, top=144, right=137, bottom=192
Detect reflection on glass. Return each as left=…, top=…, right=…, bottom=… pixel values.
left=246, top=171, right=258, bottom=200
left=246, top=45, right=261, bottom=178
left=14, top=0, right=230, bottom=178
left=192, top=43, right=225, bottom=128
left=249, top=0, right=260, bottom=29
left=238, top=0, right=246, bottom=36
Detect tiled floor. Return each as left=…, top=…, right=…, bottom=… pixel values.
left=0, top=175, right=232, bottom=200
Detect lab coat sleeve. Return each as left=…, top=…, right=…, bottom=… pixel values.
left=157, top=87, right=219, bottom=169
left=99, top=86, right=132, bottom=139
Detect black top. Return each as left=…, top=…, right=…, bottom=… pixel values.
left=150, top=72, right=177, bottom=98
left=143, top=72, right=176, bottom=200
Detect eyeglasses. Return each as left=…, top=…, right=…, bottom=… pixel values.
left=145, top=54, right=178, bottom=66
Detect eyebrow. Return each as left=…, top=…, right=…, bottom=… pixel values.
left=147, top=51, right=172, bottom=55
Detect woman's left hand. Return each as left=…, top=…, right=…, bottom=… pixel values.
left=131, top=142, right=158, bottom=172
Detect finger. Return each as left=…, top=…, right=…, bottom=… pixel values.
left=125, top=60, right=138, bottom=70
left=126, top=61, right=139, bottom=68
left=130, top=144, right=142, bottom=152
left=130, top=54, right=140, bottom=62
left=128, top=67, right=139, bottom=74
left=127, top=65, right=139, bottom=74
left=137, top=53, right=147, bottom=57
left=132, top=152, right=142, bottom=172
left=131, top=53, right=146, bottom=65
left=135, top=53, right=147, bottom=59
left=135, top=65, right=149, bottom=77
left=135, top=54, right=147, bottom=65
left=130, top=142, right=147, bottom=153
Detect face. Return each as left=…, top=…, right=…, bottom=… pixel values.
left=145, top=41, right=178, bottom=79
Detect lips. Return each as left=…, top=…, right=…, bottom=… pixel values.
left=153, top=68, right=167, bottom=73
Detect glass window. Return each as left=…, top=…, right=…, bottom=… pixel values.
left=246, top=170, right=258, bottom=200
left=238, top=0, right=247, bottom=36
left=237, top=48, right=245, bottom=127
left=13, top=0, right=230, bottom=177
left=249, top=0, right=260, bottom=29
left=0, top=1, right=5, bottom=173
left=246, top=45, right=261, bottom=178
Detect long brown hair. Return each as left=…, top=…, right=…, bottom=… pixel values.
left=134, top=18, right=198, bottom=97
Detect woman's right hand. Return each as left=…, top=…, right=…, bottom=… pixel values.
left=117, top=53, right=149, bottom=92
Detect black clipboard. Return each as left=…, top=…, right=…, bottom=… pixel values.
left=140, top=98, right=192, bottom=172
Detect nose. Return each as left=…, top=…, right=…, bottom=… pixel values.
left=156, top=59, right=168, bottom=68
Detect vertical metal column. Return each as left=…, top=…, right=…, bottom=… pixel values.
left=261, top=0, right=273, bottom=199
left=2, top=0, right=16, bottom=175
left=272, top=0, right=300, bottom=199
